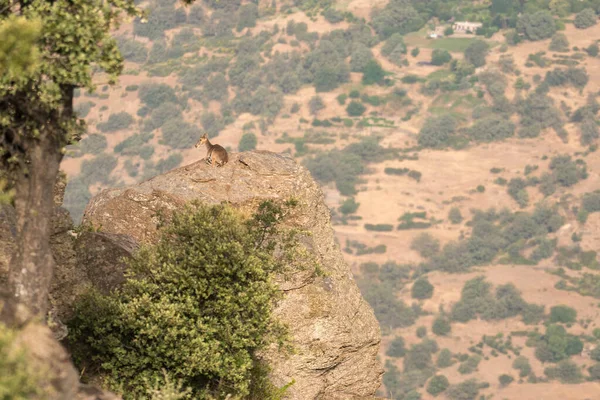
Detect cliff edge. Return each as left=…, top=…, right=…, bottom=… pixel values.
left=80, top=151, right=383, bottom=399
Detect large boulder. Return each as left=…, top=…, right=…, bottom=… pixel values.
left=82, top=151, right=383, bottom=399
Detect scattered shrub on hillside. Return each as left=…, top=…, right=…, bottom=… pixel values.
left=549, top=305, right=577, bottom=323
left=79, top=153, right=117, bottom=185
left=534, top=324, right=583, bottom=363
left=236, top=3, right=258, bottom=31
left=386, top=336, right=406, bottom=358
left=512, top=356, right=532, bottom=378
left=323, top=8, right=344, bottom=24
left=161, top=119, right=200, bottom=149
left=139, top=83, right=179, bottom=109
left=346, top=100, right=366, bottom=117
left=339, top=197, right=359, bottom=215
left=467, top=116, right=515, bottom=143
left=96, top=112, right=134, bottom=133
left=143, top=102, right=182, bottom=132
left=411, top=233, right=440, bottom=258
left=418, top=114, right=457, bottom=148
left=78, top=134, right=107, bottom=155
left=517, top=11, right=556, bottom=41
left=507, top=178, right=529, bottom=208
left=68, top=201, right=305, bottom=399
left=437, top=348, right=454, bottom=368
left=238, top=133, right=257, bottom=152
left=427, top=375, right=449, bottom=396
left=432, top=316, right=451, bottom=336
left=116, top=36, right=148, bottom=64
left=350, top=44, right=374, bottom=73
left=446, top=379, right=481, bottom=400
left=431, top=49, right=452, bottom=66
left=458, top=354, right=481, bottom=375
left=548, top=33, right=569, bottom=53
left=545, top=67, right=589, bottom=89
left=544, top=360, right=583, bottom=383
left=371, top=0, right=424, bottom=39
left=309, top=95, right=325, bottom=116
left=362, top=60, right=385, bottom=85
left=499, top=374, right=514, bottom=386
left=412, top=277, right=434, bottom=300
left=416, top=326, right=427, bottom=338
left=464, top=40, right=489, bottom=67
left=548, top=154, right=587, bottom=187
left=448, top=207, right=463, bottom=224
left=574, top=8, right=597, bottom=29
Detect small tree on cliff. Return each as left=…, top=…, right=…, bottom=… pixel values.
left=68, top=200, right=314, bottom=398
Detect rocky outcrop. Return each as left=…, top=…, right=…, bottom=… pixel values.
left=82, top=151, right=383, bottom=399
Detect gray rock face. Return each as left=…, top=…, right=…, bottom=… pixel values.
left=82, top=151, right=383, bottom=399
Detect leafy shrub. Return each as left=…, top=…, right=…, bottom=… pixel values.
left=309, top=95, right=325, bottom=115
left=549, top=305, right=577, bottom=323
left=358, top=280, right=418, bottom=330
left=365, top=224, right=394, bottom=232
left=236, top=3, right=258, bottom=31
left=449, top=207, right=463, bottom=224
left=404, top=341, right=436, bottom=371
left=467, top=116, right=515, bottom=143
left=549, top=33, right=569, bottom=52
left=323, top=8, right=344, bottom=24
left=78, top=134, right=107, bottom=155
left=534, top=324, right=583, bottom=363
left=418, top=114, right=456, bottom=148
left=458, top=355, right=481, bottom=375
left=544, top=360, right=583, bottom=383
left=114, top=132, right=153, bottom=155
left=143, top=102, right=182, bottom=132
left=371, top=0, right=424, bottom=39
left=545, top=67, right=589, bottom=89
left=68, top=201, right=302, bottom=399
left=411, top=233, right=440, bottom=258
left=437, top=348, right=453, bottom=368
left=464, top=40, right=489, bottom=67
left=589, top=363, right=600, bottom=380
left=446, top=379, right=480, bottom=400
left=75, top=101, right=95, bottom=118
left=431, top=49, right=451, bottom=66
left=512, top=356, right=532, bottom=378
left=79, top=153, right=117, bottom=185
left=346, top=101, right=366, bottom=116
left=386, top=336, right=406, bottom=358
left=498, top=374, right=514, bottom=386
left=161, top=119, right=200, bottom=149
left=362, top=60, right=385, bottom=85
left=139, top=83, right=179, bottom=109
left=349, top=89, right=360, bottom=98
left=239, top=133, right=257, bottom=152
left=574, top=8, right=597, bottom=29
left=507, top=178, right=529, bottom=208
left=116, top=36, right=148, bottom=63
left=96, top=112, right=134, bottom=132
left=427, top=375, right=449, bottom=396
left=350, top=44, right=374, bottom=73
left=336, top=94, right=347, bottom=105
left=517, top=11, right=556, bottom=41
left=412, top=277, right=434, bottom=300
left=432, top=316, right=451, bottom=336
left=339, top=197, right=359, bottom=215
left=416, top=326, right=427, bottom=338
left=549, top=155, right=587, bottom=187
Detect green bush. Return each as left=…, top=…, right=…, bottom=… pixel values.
left=350, top=44, right=374, bottom=73
left=114, top=132, right=153, bottom=154
left=418, top=114, right=456, bottom=148
left=427, top=375, right=449, bottom=396
left=349, top=89, right=360, bottom=98
left=139, top=83, right=179, bottom=109
left=0, top=323, right=44, bottom=398
left=336, top=94, right=347, bottom=105
left=323, top=8, right=344, bottom=24
left=498, top=374, right=514, bottom=386
left=517, top=11, right=556, bottom=41
left=96, top=112, right=134, bottom=132
left=411, top=47, right=420, bottom=57
left=448, top=207, right=463, bottom=224
left=512, top=356, right=532, bottom=378
left=143, top=102, right=182, bottom=132
left=549, top=305, right=577, bottom=323
left=549, top=33, right=569, bottom=52
left=464, top=40, right=489, bottom=67
left=68, top=201, right=303, bottom=399
left=412, top=277, right=434, bottom=299
left=386, top=336, right=406, bottom=358
left=339, top=197, right=359, bottom=215
left=446, top=379, right=480, bottom=400
left=549, top=155, right=587, bottom=187
left=309, top=95, right=325, bottom=115
left=574, top=8, right=597, bottom=29
left=358, top=280, right=417, bottom=330
left=404, top=341, right=435, bottom=371
left=346, top=100, right=366, bottom=116
left=411, top=233, right=440, bottom=258
left=416, top=326, right=427, bottom=338
left=437, top=348, right=453, bottom=368
left=236, top=3, right=258, bottom=31
left=79, top=153, right=117, bottom=185
left=78, top=134, right=107, bottom=155
left=371, top=0, right=424, bottom=39
left=116, top=36, right=148, bottom=64
left=161, top=119, right=200, bottom=149
left=458, top=355, right=481, bottom=375
left=431, top=49, right=451, bottom=66
left=239, top=133, right=258, bottom=152
left=75, top=101, right=95, bottom=118
left=362, top=60, right=385, bottom=85
left=432, top=316, right=451, bottom=336
left=544, top=360, right=583, bottom=383
left=364, top=224, right=394, bottom=232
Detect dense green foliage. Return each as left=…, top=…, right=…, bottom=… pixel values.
left=239, top=133, right=258, bottom=151
left=427, top=375, right=449, bottom=396
left=432, top=316, right=451, bottom=336
left=549, top=33, right=570, bottom=52
left=418, top=115, right=457, bottom=148
left=386, top=336, right=406, bottom=358
left=549, top=305, right=577, bottom=323
left=574, top=8, right=597, bottom=29
left=517, top=11, right=556, bottom=41
left=412, top=277, right=434, bottom=299
left=533, top=324, right=583, bottom=363
left=464, top=40, right=489, bottom=67
left=68, top=201, right=307, bottom=399
left=97, top=112, right=134, bottom=133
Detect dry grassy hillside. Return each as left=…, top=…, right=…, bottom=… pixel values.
left=62, top=0, right=600, bottom=398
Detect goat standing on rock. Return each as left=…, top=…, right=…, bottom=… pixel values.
left=195, top=133, right=228, bottom=167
